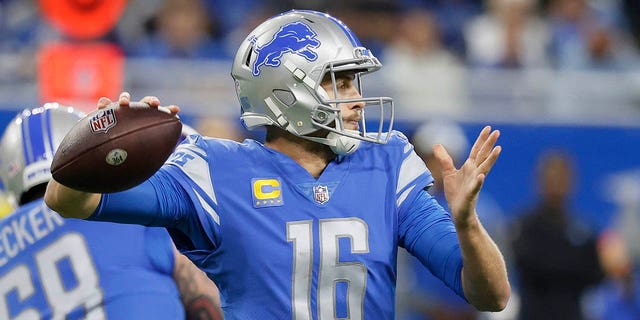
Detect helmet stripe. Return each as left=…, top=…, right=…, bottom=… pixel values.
left=43, top=108, right=55, bottom=162
left=296, top=10, right=362, bottom=47
left=22, top=110, right=47, bottom=166
left=20, top=112, right=33, bottom=164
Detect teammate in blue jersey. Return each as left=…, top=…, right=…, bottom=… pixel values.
left=45, top=10, right=511, bottom=319
left=0, top=104, right=222, bottom=320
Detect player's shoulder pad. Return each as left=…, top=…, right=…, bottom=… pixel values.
left=387, top=130, right=411, bottom=145
left=172, top=134, right=252, bottom=166
left=358, top=130, right=415, bottom=162
left=173, top=133, right=206, bottom=156
left=363, top=130, right=412, bottom=150
left=176, top=134, right=241, bottom=151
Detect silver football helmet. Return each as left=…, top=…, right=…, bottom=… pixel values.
left=0, top=103, right=84, bottom=206
left=231, top=9, right=394, bottom=155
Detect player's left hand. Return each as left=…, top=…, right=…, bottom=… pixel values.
left=433, top=126, right=501, bottom=228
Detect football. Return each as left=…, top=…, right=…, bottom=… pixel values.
left=51, top=102, right=182, bottom=193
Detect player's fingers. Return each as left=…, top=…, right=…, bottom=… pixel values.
left=468, top=126, right=491, bottom=161
left=97, top=97, right=112, bottom=109
left=433, top=144, right=456, bottom=174
left=158, top=105, right=180, bottom=115
left=478, top=146, right=502, bottom=174
left=140, top=96, right=161, bottom=108
left=476, top=130, right=500, bottom=164
left=118, top=92, right=131, bottom=107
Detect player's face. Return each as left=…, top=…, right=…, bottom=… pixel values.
left=321, top=72, right=364, bottom=131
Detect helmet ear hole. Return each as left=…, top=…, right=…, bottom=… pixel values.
left=273, top=89, right=296, bottom=106
left=244, top=48, right=254, bottom=68
left=242, top=42, right=256, bottom=69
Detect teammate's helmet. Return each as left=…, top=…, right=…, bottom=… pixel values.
left=231, top=9, right=394, bottom=155
left=0, top=103, right=84, bottom=206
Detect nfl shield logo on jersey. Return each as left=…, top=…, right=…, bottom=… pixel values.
left=313, top=185, right=330, bottom=204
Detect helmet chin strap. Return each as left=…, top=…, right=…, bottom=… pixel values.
left=303, top=130, right=362, bottom=155
left=327, top=131, right=361, bottom=155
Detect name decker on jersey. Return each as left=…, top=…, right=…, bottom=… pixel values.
left=0, top=204, right=65, bottom=267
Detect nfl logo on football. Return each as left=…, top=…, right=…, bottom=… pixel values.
left=90, top=109, right=117, bottom=133
left=313, top=185, right=329, bottom=204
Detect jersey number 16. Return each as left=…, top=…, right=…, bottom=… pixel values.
left=287, top=218, right=369, bottom=320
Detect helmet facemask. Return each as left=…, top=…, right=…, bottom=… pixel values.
left=301, top=48, right=394, bottom=154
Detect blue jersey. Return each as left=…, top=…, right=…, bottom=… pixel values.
left=93, top=131, right=464, bottom=319
left=0, top=199, right=184, bottom=319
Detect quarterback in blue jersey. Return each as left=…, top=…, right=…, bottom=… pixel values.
left=46, top=10, right=510, bottom=320
left=0, top=104, right=222, bottom=320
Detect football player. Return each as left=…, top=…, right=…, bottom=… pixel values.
left=46, top=10, right=510, bottom=319
left=0, top=104, right=222, bottom=319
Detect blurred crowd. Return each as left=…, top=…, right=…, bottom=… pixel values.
left=5, top=0, right=640, bottom=65
left=2, top=0, right=640, bottom=121
left=2, top=0, right=640, bottom=72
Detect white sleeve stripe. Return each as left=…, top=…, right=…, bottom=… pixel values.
left=397, top=151, right=428, bottom=194
left=195, top=189, right=220, bottom=225
left=176, top=142, right=207, bottom=158
left=396, top=185, right=415, bottom=207
left=168, top=147, right=218, bottom=205
left=403, top=143, right=412, bottom=153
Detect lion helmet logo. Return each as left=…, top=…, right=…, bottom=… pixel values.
left=252, top=21, right=321, bottom=76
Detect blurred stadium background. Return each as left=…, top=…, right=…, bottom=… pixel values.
left=1, top=0, right=639, bottom=319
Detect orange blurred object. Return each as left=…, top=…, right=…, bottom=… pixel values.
left=38, top=42, right=124, bottom=113
left=39, top=0, right=127, bottom=39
